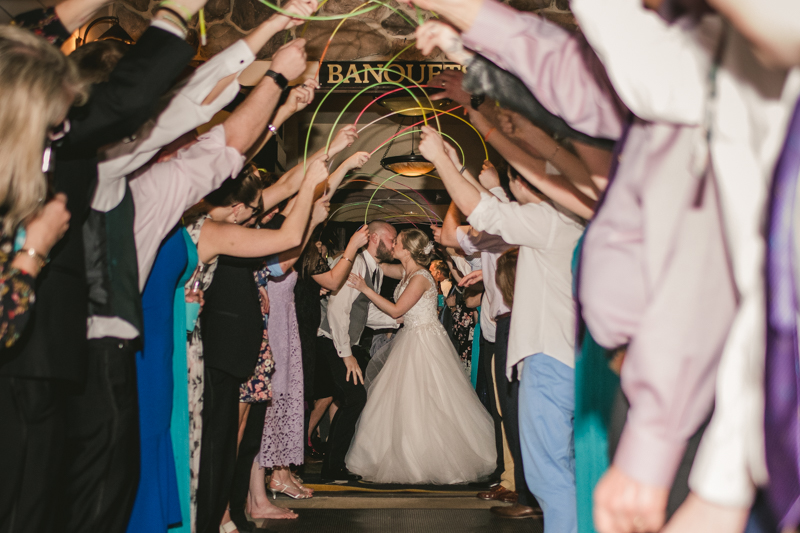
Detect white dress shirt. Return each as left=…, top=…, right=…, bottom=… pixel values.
left=571, top=0, right=800, bottom=505
left=455, top=186, right=512, bottom=343
left=468, top=194, right=584, bottom=377
left=320, top=251, right=397, bottom=358
left=86, top=40, right=254, bottom=340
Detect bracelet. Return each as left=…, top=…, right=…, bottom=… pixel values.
left=267, top=124, right=278, bottom=134
left=16, top=248, right=48, bottom=269
left=155, top=10, right=188, bottom=34
left=484, top=127, right=496, bottom=142
left=158, top=0, right=192, bottom=21
left=549, top=144, right=560, bottom=160
left=342, top=256, right=353, bottom=264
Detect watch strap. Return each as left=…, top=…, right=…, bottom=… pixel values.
left=265, top=69, right=288, bottom=91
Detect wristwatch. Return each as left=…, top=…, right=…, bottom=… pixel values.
left=264, top=69, right=288, bottom=91
left=470, top=93, right=486, bottom=110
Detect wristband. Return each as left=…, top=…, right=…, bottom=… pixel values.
left=265, top=70, right=288, bottom=91
left=484, top=127, right=496, bottom=142
left=157, top=0, right=192, bottom=21
left=16, top=248, right=48, bottom=269
left=155, top=10, right=188, bottom=35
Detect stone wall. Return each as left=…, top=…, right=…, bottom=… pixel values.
left=113, top=0, right=575, bottom=61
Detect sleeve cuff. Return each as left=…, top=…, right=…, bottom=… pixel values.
left=264, top=255, right=284, bottom=278
left=182, top=39, right=255, bottom=104
left=456, top=226, right=477, bottom=255
left=466, top=193, right=495, bottom=232
left=613, top=420, right=687, bottom=488
left=150, top=19, right=187, bottom=40
left=490, top=186, right=510, bottom=203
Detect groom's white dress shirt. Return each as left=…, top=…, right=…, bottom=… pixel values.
left=319, top=250, right=398, bottom=358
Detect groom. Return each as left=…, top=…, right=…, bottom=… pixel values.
left=318, top=220, right=399, bottom=481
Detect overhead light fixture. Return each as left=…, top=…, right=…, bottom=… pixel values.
left=377, top=87, right=449, bottom=117
left=380, top=120, right=435, bottom=177
left=76, top=16, right=134, bottom=47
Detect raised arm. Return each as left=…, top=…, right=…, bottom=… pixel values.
left=224, top=39, right=308, bottom=155
left=271, top=196, right=330, bottom=274
left=347, top=272, right=430, bottom=319
left=325, top=151, right=370, bottom=196
left=468, top=110, right=595, bottom=219
left=432, top=202, right=463, bottom=249
left=197, top=158, right=328, bottom=263
left=312, top=227, right=370, bottom=291
left=419, top=126, right=482, bottom=217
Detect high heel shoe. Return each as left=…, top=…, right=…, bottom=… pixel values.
left=268, top=479, right=311, bottom=500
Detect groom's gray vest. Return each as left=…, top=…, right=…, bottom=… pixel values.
left=319, top=254, right=376, bottom=347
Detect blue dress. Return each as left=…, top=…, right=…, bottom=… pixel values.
left=126, top=228, right=190, bottom=532
left=170, top=228, right=199, bottom=533
left=573, top=235, right=620, bottom=533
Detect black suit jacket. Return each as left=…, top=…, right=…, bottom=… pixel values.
left=201, top=255, right=265, bottom=381
left=0, top=25, right=195, bottom=382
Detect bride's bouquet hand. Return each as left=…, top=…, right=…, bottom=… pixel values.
left=347, top=273, right=367, bottom=293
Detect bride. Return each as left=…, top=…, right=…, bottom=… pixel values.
left=344, top=228, right=496, bottom=484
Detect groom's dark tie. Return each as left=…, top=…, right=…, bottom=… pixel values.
left=765, top=97, right=800, bottom=529
left=371, top=266, right=379, bottom=289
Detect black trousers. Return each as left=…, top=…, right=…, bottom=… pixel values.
left=0, top=377, right=66, bottom=533
left=480, top=335, right=504, bottom=481
left=608, top=390, right=709, bottom=519
left=318, top=337, right=368, bottom=472
left=228, top=401, right=268, bottom=525
left=495, top=315, right=535, bottom=507
left=196, top=367, right=241, bottom=533
left=62, top=338, right=140, bottom=533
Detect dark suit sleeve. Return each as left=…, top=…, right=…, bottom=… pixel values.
left=63, top=26, right=195, bottom=154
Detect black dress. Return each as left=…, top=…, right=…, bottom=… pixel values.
left=294, top=255, right=334, bottom=401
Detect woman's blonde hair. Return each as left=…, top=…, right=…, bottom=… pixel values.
left=399, top=228, right=434, bottom=267
left=0, top=25, right=84, bottom=234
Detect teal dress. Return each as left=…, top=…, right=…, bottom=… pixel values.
left=573, top=235, right=620, bottom=533
left=169, top=229, right=198, bottom=533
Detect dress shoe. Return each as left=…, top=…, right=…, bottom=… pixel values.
left=490, top=503, right=542, bottom=519
left=320, top=467, right=362, bottom=482
left=477, top=485, right=518, bottom=503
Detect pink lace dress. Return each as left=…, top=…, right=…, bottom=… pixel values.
left=257, top=270, right=304, bottom=467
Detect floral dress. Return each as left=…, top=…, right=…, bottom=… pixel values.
left=0, top=236, right=35, bottom=351
left=239, top=266, right=275, bottom=403
left=449, top=288, right=477, bottom=378
left=184, top=216, right=218, bottom=532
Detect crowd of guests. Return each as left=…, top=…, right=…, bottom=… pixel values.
left=1, top=0, right=800, bottom=533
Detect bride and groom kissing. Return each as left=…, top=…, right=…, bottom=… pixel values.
left=317, top=220, right=496, bottom=485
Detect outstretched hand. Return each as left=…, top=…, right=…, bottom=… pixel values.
left=347, top=225, right=370, bottom=251
left=311, top=197, right=330, bottom=227
left=280, top=80, right=317, bottom=116
left=418, top=125, right=447, bottom=164
left=344, top=151, right=370, bottom=171
left=427, top=71, right=471, bottom=105
left=415, top=21, right=473, bottom=64
left=458, top=269, right=483, bottom=288
left=273, top=0, right=318, bottom=28
left=303, top=157, right=330, bottom=189
left=478, top=160, right=500, bottom=190
left=329, top=125, right=359, bottom=156
left=347, top=272, right=367, bottom=293
left=270, top=38, right=308, bottom=81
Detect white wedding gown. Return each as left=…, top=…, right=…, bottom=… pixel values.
left=345, top=269, right=497, bottom=484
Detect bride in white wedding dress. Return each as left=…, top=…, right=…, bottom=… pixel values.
left=344, top=228, right=496, bottom=484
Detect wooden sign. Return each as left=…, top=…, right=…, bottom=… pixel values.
left=319, top=61, right=466, bottom=89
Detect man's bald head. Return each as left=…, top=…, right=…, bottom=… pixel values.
left=366, top=220, right=397, bottom=262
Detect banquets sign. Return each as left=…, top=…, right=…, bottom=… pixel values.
left=319, top=61, right=465, bottom=89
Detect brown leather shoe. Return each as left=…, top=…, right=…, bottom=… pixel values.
left=477, top=485, right=516, bottom=502
left=490, top=503, right=543, bottom=519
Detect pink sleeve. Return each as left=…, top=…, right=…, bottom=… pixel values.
left=579, top=127, right=736, bottom=487
left=462, top=0, right=626, bottom=140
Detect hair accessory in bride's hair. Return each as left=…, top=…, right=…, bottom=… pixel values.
left=423, top=242, right=434, bottom=255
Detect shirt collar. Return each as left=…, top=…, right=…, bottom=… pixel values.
left=362, top=250, right=378, bottom=272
